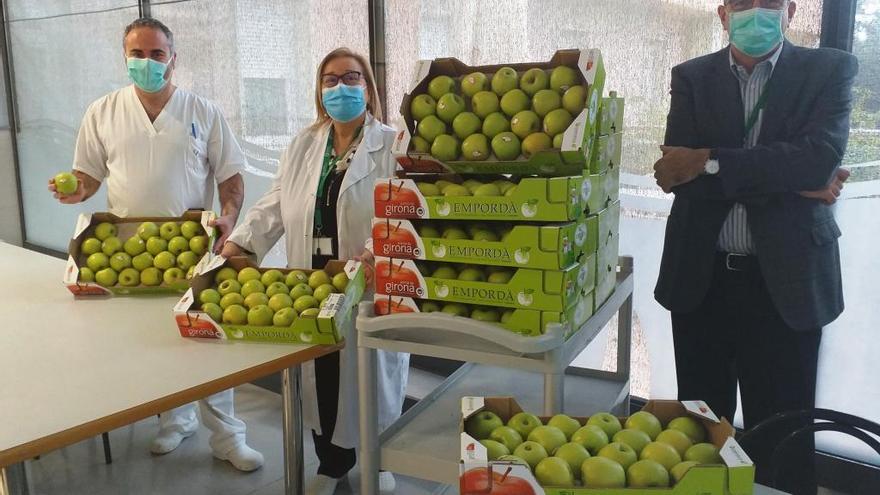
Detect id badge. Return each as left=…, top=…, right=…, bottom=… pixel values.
left=312, top=237, right=334, bottom=256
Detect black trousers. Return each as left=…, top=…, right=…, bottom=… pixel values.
left=313, top=350, right=357, bottom=478
left=672, top=253, right=822, bottom=495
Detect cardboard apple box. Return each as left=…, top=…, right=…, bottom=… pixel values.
left=64, top=210, right=215, bottom=297
left=373, top=290, right=594, bottom=338
left=460, top=397, right=755, bottom=495
left=585, top=160, right=620, bottom=216
left=374, top=174, right=586, bottom=223
left=598, top=92, right=626, bottom=136
left=374, top=254, right=597, bottom=312
left=589, top=132, right=623, bottom=175
left=173, top=256, right=365, bottom=345
left=392, top=49, right=606, bottom=176
left=595, top=201, right=621, bottom=309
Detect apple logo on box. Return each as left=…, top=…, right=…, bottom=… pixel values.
left=575, top=224, right=587, bottom=247
left=582, top=180, right=592, bottom=202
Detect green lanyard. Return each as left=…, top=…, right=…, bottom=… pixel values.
left=314, top=126, right=362, bottom=236
left=744, top=85, right=771, bottom=142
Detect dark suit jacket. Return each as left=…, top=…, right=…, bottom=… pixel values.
left=654, top=41, right=858, bottom=330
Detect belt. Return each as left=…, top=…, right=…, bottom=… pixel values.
left=717, top=251, right=759, bottom=272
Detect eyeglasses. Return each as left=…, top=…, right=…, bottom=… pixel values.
left=321, top=71, right=363, bottom=88
left=726, top=0, right=786, bottom=11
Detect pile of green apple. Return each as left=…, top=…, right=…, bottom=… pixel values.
left=465, top=408, right=722, bottom=488
left=409, top=65, right=587, bottom=162
left=78, top=221, right=209, bottom=288
left=414, top=220, right=514, bottom=242
left=197, top=267, right=349, bottom=327
left=415, top=177, right=519, bottom=198
left=418, top=298, right=513, bottom=324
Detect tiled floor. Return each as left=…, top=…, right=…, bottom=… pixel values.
left=29, top=384, right=442, bottom=495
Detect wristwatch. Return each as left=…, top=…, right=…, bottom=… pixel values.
left=704, top=149, right=719, bottom=175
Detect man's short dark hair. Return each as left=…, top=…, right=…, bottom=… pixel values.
left=123, top=17, right=174, bottom=52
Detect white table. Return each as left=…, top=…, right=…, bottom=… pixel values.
left=0, top=243, right=340, bottom=495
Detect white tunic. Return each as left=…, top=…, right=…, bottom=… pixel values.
left=73, top=85, right=245, bottom=217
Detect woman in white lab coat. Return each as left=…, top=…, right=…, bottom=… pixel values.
left=222, top=48, right=407, bottom=495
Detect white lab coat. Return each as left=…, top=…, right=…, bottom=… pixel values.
left=227, top=115, right=409, bottom=448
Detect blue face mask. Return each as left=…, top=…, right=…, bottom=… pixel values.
left=728, top=8, right=786, bottom=58
left=322, top=84, right=367, bottom=123
left=127, top=57, right=171, bottom=93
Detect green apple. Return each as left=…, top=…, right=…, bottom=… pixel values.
left=548, top=415, right=582, bottom=441
left=237, top=267, right=261, bottom=284
left=432, top=266, right=458, bottom=279
left=465, top=410, right=504, bottom=440
left=479, top=439, right=510, bottom=461
left=481, top=112, right=510, bottom=139
left=123, top=236, right=146, bottom=256
left=186, top=266, right=196, bottom=280
left=436, top=93, right=466, bottom=124
left=435, top=180, right=455, bottom=192
left=86, top=252, right=110, bottom=272
left=493, top=180, right=516, bottom=194
left=534, top=457, right=574, bottom=487
left=458, top=267, right=486, bottom=282
left=220, top=292, right=245, bottom=309
left=500, top=89, right=530, bottom=117
left=247, top=304, right=274, bottom=326
left=625, top=411, right=663, bottom=440
left=684, top=443, right=722, bottom=464
left=273, top=307, right=297, bottom=327
left=508, top=412, right=543, bottom=440
left=626, top=459, right=669, bottom=488
left=427, top=75, right=456, bottom=100
left=332, top=272, right=349, bottom=292
left=131, top=253, right=154, bottom=271
left=510, top=110, right=541, bottom=139
left=470, top=307, right=500, bottom=322
left=656, top=429, right=693, bottom=457
left=199, top=288, right=222, bottom=305
left=416, top=182, right=441, bottom=196
left=461, top=71, right=487, bottom=97
left=240, top=279, right=266, bottom=298
left=554, top=443, right=590, bottom=480
left=313, top=283, right=337, bottom=302
left=285, top=270, right=308, bottom=287
left=222, top=304, right=248, bottom=324
left=54, top=172, right=78, bottom=195
left=598, top=442, right=638, bottom=470
left=177, top=251, right=199, bottom=271
left=293, top=295, right=319, bottom=313
left=417, top=115, right=446, bottom=143
left=202, top=302, right=222, bottom=322
left=137, top=222, right=159, bottom=241
left=491, top=67, right=519, bottom=96
left=118, top=268, right=140, bottom=287
left=268, top=293, right=294, bottom=312
left=95, top=267, right=118, bottom=287
left=163, top=267, right=185, bottom=286
left=504, top=186, right=518, bottom=197
left=543, top=108, right=573, bottom=137
left=532, top=89, right=562, bottom=117
left=109, top=252, right=132, bottom=272
left=81, top=237, right=103, bottom=256
left=101, top=236, right=122, bottom=256
left=667, top=416, right=706, bottom=443
left=258, top=269, right=283, bottom=287
left=461, top=134, right=491, bottom=161
left=94, top=222, right=117, bottom=241
left=440, top=303, right=469, bottom=317
left=266, top=281, right=290, bottom=298
left=218, top=280, right=242, bottom=298
left=451, top=112, right=481, bottom=140
left=167, top=236, right=189, bottom=256
left=581, top=456, right=626, bottom=488
left=180, top=220, right=202, bottom=239
left=562, top=85, right=587, bottom=114
left=471, top=91, right=500, bottom=119
left=140, top=267, right=162, bottom=286
left=528, top=425, right=567, bottom=455
left=553, top=133, right=564, bottom=148
left=472, top=184, right=501, bottom=197
left=522, top=132, right=552, bottom=158
left=431, top=134, right=459, bottom=162
left=500, top=309, right=514, bottom=323
left=421, top=301, right=441, bottom=312
left=411, top=135, right=431, bottom=153
left=146, top=237, right=168, bottom=256
left=217, top=267, right=239, bottom=284
left=497, top=455, right=529, bottom=467
left=640, top=441, right=681, bottom=471
left=289, top=283, right=313, bottom=300
left=587, top=412, right=622, bottom=439
left=189, top=236, right=209, bottom=256
left=491, top=132, right=521, bottom=160
left=513, top=441, right=549, bottom=471
left=443, top=184, right=470, bottom=197
left=670, top=460, right=699, bottom=484
left=244, top=292, right=269, bottom=309
left=79, top=267, right=95, bottom=283
left=410, top=93, right=436, bottom=121
left=462, top=180, right=483, bottom=193
left=308, top=270, right=331, bottom=289
left=550, top=65, right=579, bottom=92
left=472, top=230, right=499, bottom=242
left=153, top=251, right=176, bottom=270
left=299, top=307, right=320, bottom=318
left=490, top=426, right=523, bottom=452
left=520, top=68, right=549, bottom=96
left=159, top=221, right=181, bottom=240
left=613, top=429, right=652, bottom=455
left=572, top=425, right=609, bottom=455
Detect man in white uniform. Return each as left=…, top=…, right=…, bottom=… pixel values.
left=48, top=17, right=263, bottom=472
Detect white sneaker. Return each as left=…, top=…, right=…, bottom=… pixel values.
left=150, top=430, right=194, bottom=455
left=379, top=471, right=396, bottom=494
left=306, top=474, right=339, bottom=495
left=213, top=443, right=264, bottom=472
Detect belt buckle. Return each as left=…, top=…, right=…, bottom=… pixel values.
left=725, top=253, right=746, bottom=272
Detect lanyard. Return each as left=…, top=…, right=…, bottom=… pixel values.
left=314, top=126, right=362, bottom=236
left=744, top=84, right=770, bottom=141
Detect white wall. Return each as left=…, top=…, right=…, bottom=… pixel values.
left=0, top=130, right=22, bottom=245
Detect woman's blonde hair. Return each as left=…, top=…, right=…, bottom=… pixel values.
left=312, top=47, right=383, bottom=128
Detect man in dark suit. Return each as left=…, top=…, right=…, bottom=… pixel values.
left=653, top=0, right=857, bottom=492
